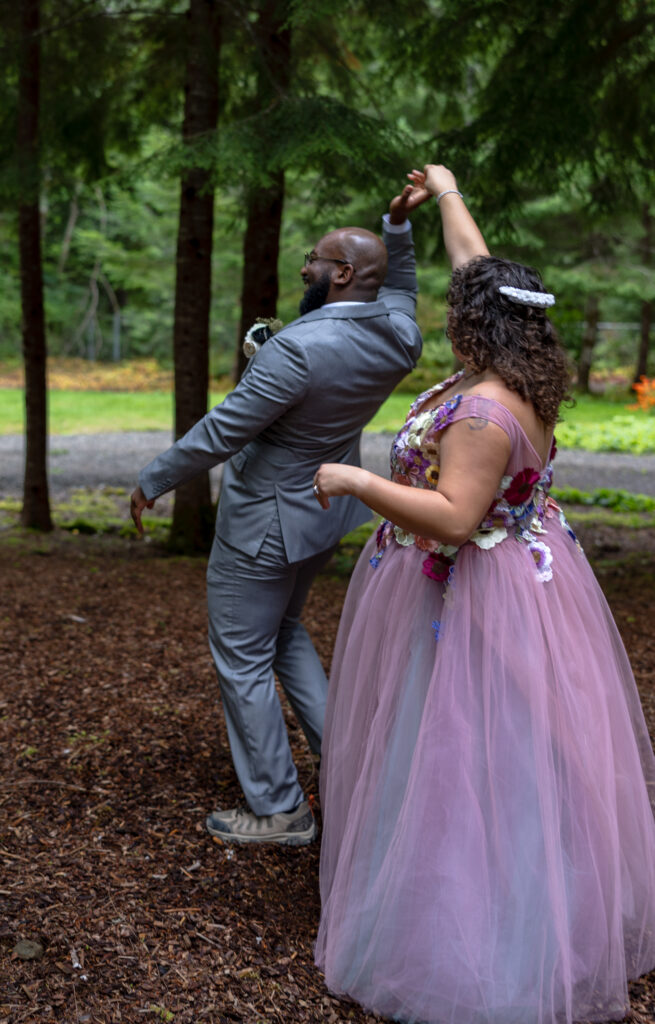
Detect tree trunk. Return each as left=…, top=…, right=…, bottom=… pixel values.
left=634, top=204, right=652, bottom=383
left=169, top=0, right=221, bottom=554
left=18, top=0, right=52, bottom=531
left=234, top=1, right=291, bottom=383
left=577, top=294, right=599, bottom=393
left=235, top=175, right=285, bottom=381
left=635, top=301, right=653, bottom=383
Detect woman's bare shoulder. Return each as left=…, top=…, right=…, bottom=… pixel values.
left=467, top=379, right=550, bottom=459
left=467, top=378, right=527, bottom=413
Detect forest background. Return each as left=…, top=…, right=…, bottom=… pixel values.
left=1, top=0, right=655, bottom=550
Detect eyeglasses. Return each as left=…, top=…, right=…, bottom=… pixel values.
left=304, top=251, right=354, bottom=271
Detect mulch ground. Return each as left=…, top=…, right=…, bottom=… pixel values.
left=1, top=523, right=655, bottom=1024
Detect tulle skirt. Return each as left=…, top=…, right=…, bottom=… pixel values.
left=315, top=525, right=655, bottom=1024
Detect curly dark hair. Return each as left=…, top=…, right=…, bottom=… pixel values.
left=446, top=256, right=571, bottom=426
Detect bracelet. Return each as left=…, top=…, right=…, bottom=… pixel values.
left=435, top=189, right=463, bottom=203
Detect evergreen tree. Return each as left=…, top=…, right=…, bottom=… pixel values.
left=234, top=0, right=291, bottom=382
left=169, top=0, right=221, bottom=553
left=413, top=0, right=655, bottom=382
left=213, top=0, right=421, bottom=382
left=0, top=0, right=188, bottom=529
left=16, top=0, right=52, bottom=530
left=635, top=204, right=652, bottom=383
left=413, top=0, right=655, bottom=214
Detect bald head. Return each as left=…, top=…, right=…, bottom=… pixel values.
left=313, top=227, right=388, bottom=301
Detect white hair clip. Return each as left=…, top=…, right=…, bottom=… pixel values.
left=498, top=285, right=555, bottom=308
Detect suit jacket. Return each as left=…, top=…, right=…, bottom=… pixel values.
left=139, top=222, right=422, bottom=563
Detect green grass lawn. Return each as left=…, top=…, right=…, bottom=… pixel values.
left=0, top=389, right=229, bottom=436
left=1, top=387, right=654, bottom=453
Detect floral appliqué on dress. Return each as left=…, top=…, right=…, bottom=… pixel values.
left=370, top=374, right=582, bottom=635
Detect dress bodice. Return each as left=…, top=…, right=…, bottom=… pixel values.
left=371, top=371, right=579, bottom=585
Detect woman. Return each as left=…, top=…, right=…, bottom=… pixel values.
left=312, top=165, right=655, bottom=1024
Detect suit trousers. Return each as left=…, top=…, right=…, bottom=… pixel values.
left=206, top=510, right=336, bottom=816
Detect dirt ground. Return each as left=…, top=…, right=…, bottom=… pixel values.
left=1, top=521, right=655, bottom=1024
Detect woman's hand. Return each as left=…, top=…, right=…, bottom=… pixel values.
left=415, top=162, right=488, bottom=268
left=313, top=412, right=510, bottom=544
left=313, top=464, right=364, bottom=510
left=417, top=164, right=459, bottom=198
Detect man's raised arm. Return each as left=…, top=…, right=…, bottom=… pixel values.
left=378, top=179, right=431, bottom=316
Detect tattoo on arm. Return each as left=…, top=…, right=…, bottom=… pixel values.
left=467, top=418, right=489, bottom=431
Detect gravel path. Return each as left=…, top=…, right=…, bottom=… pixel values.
left=1, top=431, right=655, bottom=498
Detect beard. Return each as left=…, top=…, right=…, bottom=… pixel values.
left=299, top=272, right=331, bottom=315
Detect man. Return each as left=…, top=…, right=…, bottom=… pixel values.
left=130, top=180, right=428, bottom=846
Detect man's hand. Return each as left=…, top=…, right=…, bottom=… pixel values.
left=130, top=485, right=155, bottom=537
left=388, top=174, right=432, bottom=225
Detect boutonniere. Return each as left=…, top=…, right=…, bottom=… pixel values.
left=243, top=317, right=283, bottom=358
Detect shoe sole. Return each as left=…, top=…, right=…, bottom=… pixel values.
left=206, top=819, right=318, bottom=847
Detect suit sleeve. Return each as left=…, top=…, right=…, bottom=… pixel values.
left=378, top=220, right=418, bottom=319
left=138, top=332, right=310, bottom=500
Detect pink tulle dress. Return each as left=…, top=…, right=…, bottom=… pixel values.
left=315, top=372, right=655, bottom=1024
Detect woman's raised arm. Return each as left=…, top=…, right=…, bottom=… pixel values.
left=409, top=164, right=489, bottom=270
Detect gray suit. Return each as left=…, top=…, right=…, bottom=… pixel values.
left=139, top=222, right=422, bottom=815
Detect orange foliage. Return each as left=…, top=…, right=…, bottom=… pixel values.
left=0, top=358, right=173, bottom=392
left=630, top=376, right=655, bottom=412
